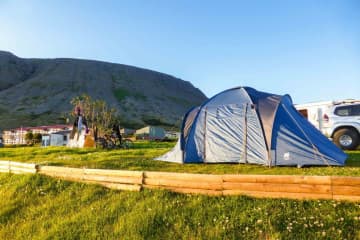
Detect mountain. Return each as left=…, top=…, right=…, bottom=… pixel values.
left=0, top=51, right=207, bottom=129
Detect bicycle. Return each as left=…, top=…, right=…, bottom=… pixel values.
left=96, top=133, right=133, bottom=149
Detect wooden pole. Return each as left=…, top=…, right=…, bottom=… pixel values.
left=331, top=176, right=360, bottom=186
left=223, top=175, right=332, bottom=185
left=223, top=182, right=331, bottom=194
left=144, top=178, right=223, bottom=190
left=84, top=168, right=143, bottom=178
left=223, top=189, right=332, bottom=200
left=144, top=171, right=223, bottom=183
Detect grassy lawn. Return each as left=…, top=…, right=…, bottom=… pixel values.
left=0, top=141, right=359, bottom=176
left=1, top=142, right=360, bottom=239
left=1, top=173, right=359, bottom=240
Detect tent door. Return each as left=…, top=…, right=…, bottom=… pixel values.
left=203, top=103, right=268, bottom=164
left=204, top=104, right=246, bottom=163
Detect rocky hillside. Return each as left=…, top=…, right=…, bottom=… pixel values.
left=0, top=51, right=207, bottom=129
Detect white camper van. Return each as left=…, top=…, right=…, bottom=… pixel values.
left=295, top=100, right=360, bottom=150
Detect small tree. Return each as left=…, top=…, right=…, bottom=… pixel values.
left=70, top=94, right=118, bottom=138
left=25, top=132, right=34, bottom=145
left=33, top=133, right=42, bottom=144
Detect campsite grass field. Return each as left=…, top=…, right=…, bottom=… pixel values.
left=1, top=173, right=360, bottom=239
left=1, top=142, right=360, bottom=239
left=0, top=141, right=359, bottom=176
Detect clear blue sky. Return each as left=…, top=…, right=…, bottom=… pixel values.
left=1, top=0, right=359, bottom=103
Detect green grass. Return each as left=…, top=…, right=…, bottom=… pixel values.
left=167, top=95, right=194, bottom=108
left=113, top=88, right=147, bottom=102
left=0, top=141, right=360, bottom=176
left=0, top=111, right=62, bottom=130
left=1, top=142, right=360, bottom=239
left=113, top=88, right=130, bottom=102
left=0, top=173, right=359, bottom=239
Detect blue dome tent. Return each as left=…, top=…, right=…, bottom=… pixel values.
left=156, top=87, right=347, bottom=167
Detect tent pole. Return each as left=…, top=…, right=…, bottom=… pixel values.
left=182, top=150, right=184, bottom=164
left=203, top=107, right=208, bottom=162
left=268, top=151, right=272, bottom=168
left=243, top=104, right=248, bottom=164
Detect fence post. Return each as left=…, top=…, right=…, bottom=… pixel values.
left=141, top=171, right=145, bottom=190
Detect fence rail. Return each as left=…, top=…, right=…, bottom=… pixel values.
left=0, top=160, right=37, bottom=174
left=1, top=161, right=360, bottom=201
left=37, top=166, right=143, bottom=191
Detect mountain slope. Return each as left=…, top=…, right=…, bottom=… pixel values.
left=0, top=51, right=207, bottom=129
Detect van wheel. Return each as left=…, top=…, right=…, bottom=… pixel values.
left=333, top=128, right=359, bottom=150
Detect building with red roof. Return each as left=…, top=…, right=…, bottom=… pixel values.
left=2, top=125, right=72, bottom=145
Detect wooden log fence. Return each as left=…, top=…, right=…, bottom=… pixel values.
left=0, top=160, right=37, bottom=174
left=1, top=161, right=360, bottom=201
left=37, top=166, right=143, bottom=191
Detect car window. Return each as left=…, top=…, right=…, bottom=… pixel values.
left=335, top=104, right=360, bottom=116
left=352, top=104, right=360, bottom=116
left=335, top=106, right=351, bottom=116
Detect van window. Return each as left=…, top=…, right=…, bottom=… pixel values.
left=297, top=109, right=308, bottom=119
left=334, top=104, right=360, bottom=116
left=352, top=104, right=360, bottom=115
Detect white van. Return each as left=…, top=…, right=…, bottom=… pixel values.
left=295, top=100, right=360, bottom=150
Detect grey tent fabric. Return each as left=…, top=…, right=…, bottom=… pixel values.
left=155, top=138, right=183, bottom=163
left=182, top=106, right=200, bottom=150
left=196, top=104, right=268, bottom=163
left=257, top=95, right=282, bottom=151
left=189, top=88, right=268, bottom=164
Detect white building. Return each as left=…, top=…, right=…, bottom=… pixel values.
left=135, top=126, right=166, bottom=140
left=42, top=130, right=71, bottom=147
left=2, top=125, right=72, bottom=145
